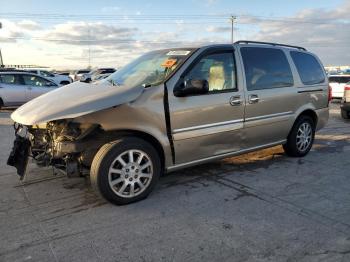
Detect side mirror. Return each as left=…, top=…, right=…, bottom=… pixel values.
left=174, top=79, right=209, bottom=97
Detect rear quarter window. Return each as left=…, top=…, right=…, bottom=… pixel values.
left=290, top=51, right=325, bottom=85
left=338, top=77, right=350, bottom=84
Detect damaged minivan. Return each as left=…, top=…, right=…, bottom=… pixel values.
left=8, top=41, right=330, bottom=205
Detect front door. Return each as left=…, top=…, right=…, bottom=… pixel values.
left=21, top=74, right=57, bottom=101
left=167, top=47, right=245, bottom=164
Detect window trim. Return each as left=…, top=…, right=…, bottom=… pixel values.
left=240, top=46, right=295, bottom=91
left=290, top=51, right=325, bottom=86
left=174, top=47, right=238, bottom=96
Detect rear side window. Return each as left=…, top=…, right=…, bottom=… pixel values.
left=241, top=47, right=294, bottom=91
left=290, top=51, right=325, bottom=85
left=0, top=74, right=19, bottom=85
left=329, top=76, right=350, bottom=84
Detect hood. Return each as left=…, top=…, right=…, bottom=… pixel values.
left=11, top=81, right=144, bottom=125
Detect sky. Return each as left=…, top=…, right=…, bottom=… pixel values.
left=0, top=0, right=349, bottom=69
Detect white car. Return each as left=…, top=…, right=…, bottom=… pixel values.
left=27, top=69, right=72, bottom=86
left=329, top=75, right=350, bottom=99
left=69, top=69, right=91, bottom=82
left=80, top=68, right=116, bottom=83
left=0, top=71, right=58, bottom=108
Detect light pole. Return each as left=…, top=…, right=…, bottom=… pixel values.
left=229, top=15, right=236, bottom=44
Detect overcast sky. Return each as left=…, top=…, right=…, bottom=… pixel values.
left=0, top=0, right=349, bottom=69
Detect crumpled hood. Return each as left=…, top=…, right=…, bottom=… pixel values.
left=11, top=81, right=144, bottom=125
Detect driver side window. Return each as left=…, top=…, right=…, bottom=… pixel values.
left=184, top=52, right=237, bottom=92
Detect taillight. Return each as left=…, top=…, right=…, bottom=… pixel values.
left=328, top=84, right=332, bottom=103
left=344, top=85, right=350, bottom=91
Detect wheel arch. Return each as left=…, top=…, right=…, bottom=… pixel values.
left=286, top=107, right=318, bottom=140
left=60, top=81, right=70, bottom=85
left=297, top=109, right=318, bottom=126
left=101, top=129, right=166, bottom=172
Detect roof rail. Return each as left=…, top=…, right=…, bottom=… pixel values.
left=234, top=40, right=306, bottom=51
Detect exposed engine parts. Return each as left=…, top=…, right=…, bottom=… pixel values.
left=8, top=120, right=100, bottom=178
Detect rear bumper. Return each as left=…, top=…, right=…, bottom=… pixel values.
left=315, top=107, right=329, bottom=131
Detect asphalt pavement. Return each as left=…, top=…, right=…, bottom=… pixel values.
left=0, top=103, right=349, bottom=262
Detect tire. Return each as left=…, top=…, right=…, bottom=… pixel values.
left=60, top=81, right=70, bottom=85
left=283, top=115, right=315, bottom=157
left=341, top=109, right=350, bottom=119
left=90, top=137, right=161, bottom=205
left=0, top=98, right=3, bottom=110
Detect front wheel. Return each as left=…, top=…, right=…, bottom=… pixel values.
left=90, top=137, right=161, bottom=205
left=283, top=115, right=315, bottom=157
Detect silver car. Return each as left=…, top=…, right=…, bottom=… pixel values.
left=0, top=71, right=58, bottom=109
left=8, top=41, right=330, bottom=205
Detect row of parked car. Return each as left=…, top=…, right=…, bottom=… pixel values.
left=0, top=67, right=116, bottom=108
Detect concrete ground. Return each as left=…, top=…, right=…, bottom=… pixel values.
left=0, top=103, right=349, bottom=262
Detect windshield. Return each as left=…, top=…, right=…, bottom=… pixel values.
left=104, top=49, right=195, bottom=88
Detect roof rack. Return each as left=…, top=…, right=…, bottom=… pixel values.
left=0, top=68, right=34, bottom=73
left=234, top=40, right=306, bottom=51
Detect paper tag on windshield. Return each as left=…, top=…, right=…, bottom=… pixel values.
left=161, top=59, right=177, bottom=68
left=166, top=50, right=191, bottom=56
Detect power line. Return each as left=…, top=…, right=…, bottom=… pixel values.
left=0, top=12, right=349, bottom=25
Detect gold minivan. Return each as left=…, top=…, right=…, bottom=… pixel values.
left=8, top=41, right=330, bottom=205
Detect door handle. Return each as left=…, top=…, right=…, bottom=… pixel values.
left=248, top=94, right=259, bottom=104
left=229, top=95, right=242, bottom=106
left=27, top=87, right=32, bottom=90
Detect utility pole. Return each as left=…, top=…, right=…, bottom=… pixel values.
left=229, top=15, right=236, bottom=44
left=88, top=28, right=91, bottom=69
left=0, top=22, right=3, bottom=67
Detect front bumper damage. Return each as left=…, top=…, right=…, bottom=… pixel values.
left=7, top=134, right=31, bottom=179
left=7, top=121, right=101, bottom=179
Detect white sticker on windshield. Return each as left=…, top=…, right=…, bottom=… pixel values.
left=166, top=50, right=191, bottom=56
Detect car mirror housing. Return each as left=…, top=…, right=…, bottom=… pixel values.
left=174, top=79, right=209, bottom=97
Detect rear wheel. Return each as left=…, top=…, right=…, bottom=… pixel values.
left=90, top=137, right=161, bottom=205
left=341, top=109, right=350, bottom=119
left=283, top=115, right=315, bottom=157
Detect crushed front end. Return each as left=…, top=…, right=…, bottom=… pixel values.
left=8, top=121, right=100, bottom=179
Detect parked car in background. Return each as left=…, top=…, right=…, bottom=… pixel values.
left=328, top=75, right=350, bottom=99
left=80, top=68, right=116, bottom=83
left=27, top=69, right=72, bottom=86
left=94, top=74, right=111, bottom=81
left=340, top=82, right=350, bottom=119
left=0, top=71, right=58, bottom=108
left=8, top=41, right=329, bottom=205
left=69, top=69, right=91, bottom=81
